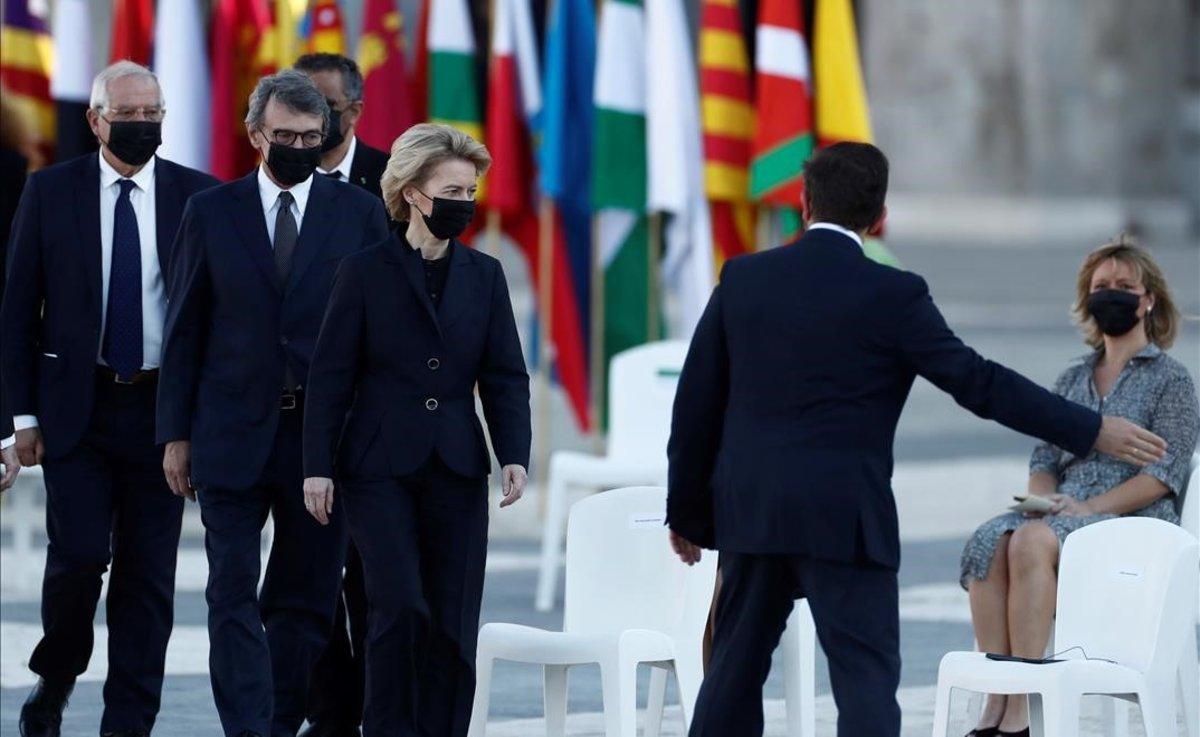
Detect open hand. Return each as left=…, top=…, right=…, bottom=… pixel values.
left=1094, top=416, right=1166, bottom=467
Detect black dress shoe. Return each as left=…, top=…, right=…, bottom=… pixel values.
left=998, top=730, right=1030, bottom=737
left=101, top=731, right=149, bottom=737
left=965, top=729, right=999, bottom=737
left=19, top=678, right=74, bottom=737
left=297, top=724, right=361, bottom=737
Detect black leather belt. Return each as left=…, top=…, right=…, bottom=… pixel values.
left=96, top=365, right=159, bottom=385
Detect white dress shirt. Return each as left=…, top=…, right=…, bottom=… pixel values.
left=10, top=152, right=166, bottom=437
left=258, top=164, right=312, bottom=243
left=316, top=135, right=356, bottom=182
left=806, top=221, right=864, bottom=249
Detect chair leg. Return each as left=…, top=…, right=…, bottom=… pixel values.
left=930, top=681, right=954, bottom=737
left=1139, top=687, right=1178, bottom=737
left=781, top=604, right=816, bottom=737
left=1100, top=698, right=1130, bottom=737
left=1035, top=690, right=1080, bottom=737
left=535, top=468, right=568, bottom=612
left=1028, top=693, right=1046, bottom=737
left=543, top=665, right=569, bottom=737
left=672, top=645, right=705, bottom=730
left=600, top=656, right=638, bottom=737
left=1179, top=624, right=1199, bottom=737
left=467, top=652, right=496, bottom=737
left=644, top=664, right=669, bottom=737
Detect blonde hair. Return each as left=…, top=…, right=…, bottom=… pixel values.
left=381, top=123, right=491, bottom=221
left=1072, top=234, right=1180, bottom=350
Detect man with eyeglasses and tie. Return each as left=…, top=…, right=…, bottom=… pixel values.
left=156, top=70, right=388, bottom=737
left=291, top=52, right=389, bottom=737
left=1, top=61, right=219, bottom=737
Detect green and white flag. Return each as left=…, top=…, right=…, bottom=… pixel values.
left=592, top=0, right=651, bottom=421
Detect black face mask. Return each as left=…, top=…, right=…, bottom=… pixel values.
left=321, top=108, right=345, bottom=153
left=417, top=192, right=476, bottom=240
left=265, top=142, right=322, bottom=186
left=1087, top=289, right=1142, bottom=337
left=104, top=120, right=161, bottom=167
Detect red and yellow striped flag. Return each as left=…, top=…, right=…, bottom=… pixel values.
left=1, top=0, right=53, bottom=160
left=700, top=0, right=755, bottom=265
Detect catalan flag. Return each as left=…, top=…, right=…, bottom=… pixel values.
left=1, top=0, right=54, bottom=160
left=301, top=0, right=346, bottom=55
left=699, top=0, right=756, bottom=265
left=749, top=0, right=814, bottom=208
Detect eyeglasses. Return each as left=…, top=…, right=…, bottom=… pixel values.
left=260, top=127, right=326, bottom=148
left=102, top=107, right=166, bottom=123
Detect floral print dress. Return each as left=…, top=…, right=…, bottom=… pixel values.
left=960, top=344, right=1199, bottom=589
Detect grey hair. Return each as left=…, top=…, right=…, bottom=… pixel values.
left=89, top=61, right=162, bottom=111
left=244, top=69, right=330, bottom=131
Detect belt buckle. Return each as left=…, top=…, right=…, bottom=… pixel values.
left=280, top=393, right=297, bottom=410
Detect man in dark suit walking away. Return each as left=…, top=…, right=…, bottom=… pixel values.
left=666, top=143, right=1169, bottom=737
left=293, top=52, right=390, bottom=737
left=1, top=61, right=219, bottom=737
left=156, top=70, right=389, bottom=737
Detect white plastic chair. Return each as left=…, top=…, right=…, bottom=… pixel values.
left=2, top=464, right=46, bottom=595
left=469, top=486, right=716, bottom=737
left=932, top=517, right=1200, bottom=737
left=534, top=341, right=688, bottom=612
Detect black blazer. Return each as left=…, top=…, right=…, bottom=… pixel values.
left=347, top=140, right=388, bottom=200
left=666, top=229, right=1101, bottom=567
left=303, top=231, right=531, bottom=481
left=156, top=171, right=389, bottom=490
left=0, top=153, right=218, bottom=458
left=0, top=146, right=28, bottom=441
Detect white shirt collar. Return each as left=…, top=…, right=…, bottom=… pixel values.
left=317, top=135, right=356, bottom=181
left=99, top=150, right=156, bottom=192
left=257, top=164, right=313, bottom=218
left=806, top=222, right=864, bottom=249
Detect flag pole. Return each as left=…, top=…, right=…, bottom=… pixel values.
left=589, top=213, right=605, bottom=453
left=535, top=195, right=555, bottom=520
left=647, top=211, right=662, bottom=341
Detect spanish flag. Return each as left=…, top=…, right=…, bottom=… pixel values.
left=1, top=0, right=54, bottom=160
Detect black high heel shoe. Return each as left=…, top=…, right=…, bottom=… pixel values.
left=964, top=729, right=999, bottom=737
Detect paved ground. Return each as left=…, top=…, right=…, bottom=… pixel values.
left=1, top=231, right=1197, bottom=736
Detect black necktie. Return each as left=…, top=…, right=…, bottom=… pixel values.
left=324, top=171, right=342, bottom=180
left=103, top=179, right=143, bottom=379
left=273, top=190, right=297, bottom=284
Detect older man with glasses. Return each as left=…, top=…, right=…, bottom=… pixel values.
left=0, top=61, right=219, bottom=737
left=155, top=70, right=388, bottom=737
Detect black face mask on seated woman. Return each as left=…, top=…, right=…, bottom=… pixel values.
left=1086, top=289, right=1143, bottom=337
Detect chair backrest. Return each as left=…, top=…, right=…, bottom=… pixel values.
left=563, top=486, right=717, bottom=641
left=607, top=341, right=689, bottom=466
left=1054, top=517, right=1199, bottom=676
left=1178, top=453, right=1200, bottom=540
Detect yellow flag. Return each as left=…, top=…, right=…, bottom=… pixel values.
left=813, top=0, right=873, bottom=146
left=274, top=0, right=308, bottom=66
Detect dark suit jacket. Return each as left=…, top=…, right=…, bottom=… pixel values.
left=347, top=140, right=388, bottom=200
left=0, top=146, right=28, bottom=441
left=156, top=171, right=389, bottom=490
left=303, top=231, right=530, bottom=481
left=0, top=153, right=218, bottom=458
left=666, top=228, right=1102, bottom=568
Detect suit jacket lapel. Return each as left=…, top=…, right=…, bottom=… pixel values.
left=153, top=157, right=182, bottom=274
left=76, top=155, right=103, bottom=318
left=285, top=174, right=339, bottom=296
left=386, top=232, right=443, bottom=340
left=436, top=242, right=473, bottom=330
left=229, top=172, right=281, bottom=293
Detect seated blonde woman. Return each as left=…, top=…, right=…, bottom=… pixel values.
left=959, top=236, right=1199, bottom=737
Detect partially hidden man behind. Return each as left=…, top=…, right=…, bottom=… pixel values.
left=155, top=70, right=389, bottom=737
left=665, top=142, right=1169, bottom=737
left=292, top=51, right=390, bottom=737
left=0, top=61, right=219, bottom=737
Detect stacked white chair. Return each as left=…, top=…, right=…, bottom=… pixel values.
left=534, top=341, right=688, bottom=613
left=469, top=486, right=716, bottom=737
left=932, top=516, right=1200, bottom=737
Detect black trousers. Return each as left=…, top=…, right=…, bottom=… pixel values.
left=32, top=375, right=184, bottom=734
left=305, top=540, right=368, bottom=728
left=689, top=552, right=901, bottom=737
left=342, top=456, right=489, bottom=737
left=197, top=407, right=349, bottom=737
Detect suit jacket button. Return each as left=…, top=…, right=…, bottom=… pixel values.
left=427, top=357, right=440, bottom=370
left=425, top=398, right=439, bottom=411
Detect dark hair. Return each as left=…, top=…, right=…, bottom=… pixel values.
left=245, top=69, right=330, bottom=130
left=294, top=53, right=364, bottom=102
left=801, top=142, right=889, bottom=232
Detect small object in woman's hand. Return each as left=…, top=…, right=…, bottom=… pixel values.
left=1009, top=494, right=1056, bottom=514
